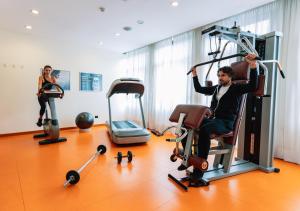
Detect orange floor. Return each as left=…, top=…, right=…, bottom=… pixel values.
left=0, top=125, right=299, bottom=211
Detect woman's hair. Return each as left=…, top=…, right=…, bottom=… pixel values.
left=217, top=66, right=234, bottom=78
left=44, top=65, right=52, bottom=70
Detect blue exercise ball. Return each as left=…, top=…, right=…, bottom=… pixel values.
left=75, top=112, right=94, bottom=129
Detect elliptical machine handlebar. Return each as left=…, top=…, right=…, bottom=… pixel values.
left=39, top=83, right=65, bottom=99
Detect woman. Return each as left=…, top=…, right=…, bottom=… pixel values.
left=36, top=65, right=56, bottom=127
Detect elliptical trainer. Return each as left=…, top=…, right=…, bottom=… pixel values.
left=33, top=83, right=67, bottom=145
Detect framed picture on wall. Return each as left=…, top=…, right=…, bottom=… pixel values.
left=39, top=68, right=71, bottom=91
left=79, top=72, right=102, bottom=92
left=51, top=69, right=71, bottom=91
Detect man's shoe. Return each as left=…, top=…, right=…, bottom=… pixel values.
left=188, top=168, right=208, bottom=187
left=189, top=179, right=208, bottom=187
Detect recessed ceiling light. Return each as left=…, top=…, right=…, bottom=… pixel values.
left=123, top=26, right=132, bottom=31
left=99, top=41, right=103, bottom=46
left=115, top=33, right=120, bottom=37
left=171, top=1, right=179, bottom=7
left=136, top=20, right=144, bottom=25
left=25, top=25, right=32, bottom=30
left=99, top=7, right=105, bottom=12
left=31, top=9, right=39, bottom=15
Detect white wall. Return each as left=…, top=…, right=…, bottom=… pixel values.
left=0, top=29, right=125, bottom=134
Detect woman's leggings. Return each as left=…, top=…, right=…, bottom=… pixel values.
left=38, top=96, right=49, bottom=117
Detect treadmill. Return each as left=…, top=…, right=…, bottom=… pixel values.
left=106, top=78, right=150, bottom=144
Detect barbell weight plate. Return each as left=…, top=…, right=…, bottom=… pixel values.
left=97, top=145, right=107, bottom=154
left=66, top=170, right=80, bottom=185
left=117, top=152, right=122, bottom=164
left=127, top=151, right=133, bottom=162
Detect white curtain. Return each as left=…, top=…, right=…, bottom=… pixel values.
left=148, top=32, right=194, bottom=131
left=273, top=0, right=300, bottom=164
left=122, top=46, right=150, bottom=126
left=121, top=33, right=194, bottom=131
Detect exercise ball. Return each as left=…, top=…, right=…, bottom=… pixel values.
left=75, top=112, right=94, bottom=129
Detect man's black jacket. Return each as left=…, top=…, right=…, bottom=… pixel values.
left=193, top=68, right=258, bottom=122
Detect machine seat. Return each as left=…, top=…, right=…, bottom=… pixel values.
left=169, top=105, right=212, bottom=129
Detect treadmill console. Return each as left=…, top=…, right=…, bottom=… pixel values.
left=120, top=78, right=141, bottom=82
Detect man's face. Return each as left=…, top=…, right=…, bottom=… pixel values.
left=218, top=70, right=231, bottom=86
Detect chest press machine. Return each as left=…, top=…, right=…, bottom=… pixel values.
left=165, top=24, right=285, bottom=191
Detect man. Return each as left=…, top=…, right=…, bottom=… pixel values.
left=182, top=54, right=258, bottom=186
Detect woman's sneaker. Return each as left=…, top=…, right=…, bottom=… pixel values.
left=36, top=118, right=43, bottom=127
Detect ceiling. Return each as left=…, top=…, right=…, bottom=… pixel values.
left=0, top=0, right=274, bottom=53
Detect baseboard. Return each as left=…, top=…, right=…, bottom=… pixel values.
left=0, top=124, right=106, bottom=137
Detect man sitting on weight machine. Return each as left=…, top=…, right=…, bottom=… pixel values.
left=179, top=53, right=258, bottom=186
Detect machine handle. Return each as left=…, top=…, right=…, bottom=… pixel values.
left=259, top=60, right=285, bottom=79
left=279, top=70, right=285, bottom=79
left=39, top=83, right=64, bottom=98
left=187, top=53, right=261, bottom=75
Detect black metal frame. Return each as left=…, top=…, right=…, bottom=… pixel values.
left=187, top=53, right=261, bottom=75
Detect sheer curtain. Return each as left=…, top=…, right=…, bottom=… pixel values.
left=273, top=0, right=300, bottom=164
left=148, top=32, right=194, bottom=131
left=121, top=46, right=150, bottom=126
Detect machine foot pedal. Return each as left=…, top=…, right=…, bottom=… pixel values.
left=39, top=137, right=67, bottom=145
left=33, top=133, right=48, bottom=138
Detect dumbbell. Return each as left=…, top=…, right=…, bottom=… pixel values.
left=64, top=144, right=106, bottom=187
left=115, top=151, right=134, bottom=164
